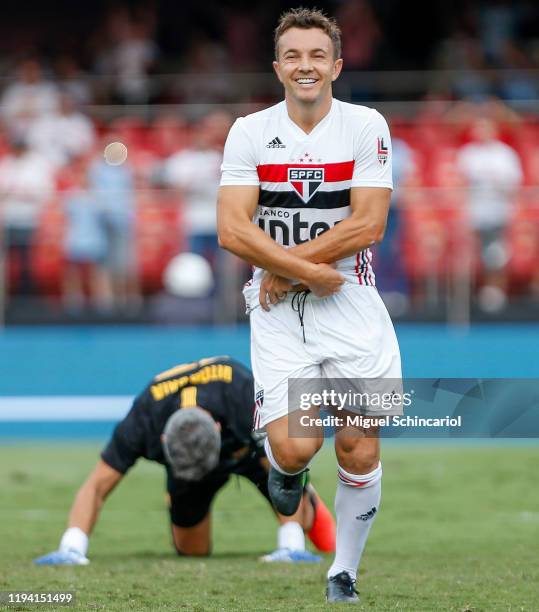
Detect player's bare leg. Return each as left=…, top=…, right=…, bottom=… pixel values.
left=326, top=422, right=382, bottom=603
left=266, top=407, right=324, bottom=473
left=171, top=513, right=211, bottom=556
left=265, top=407, right=324, bottom=516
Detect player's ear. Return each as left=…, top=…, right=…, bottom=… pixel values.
left=273, top=60, right=284, bottom=84
left=332, top=58, right=343, bottom=81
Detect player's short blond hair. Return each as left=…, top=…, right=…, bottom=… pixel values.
left=274, top=7, right=342, bottom=60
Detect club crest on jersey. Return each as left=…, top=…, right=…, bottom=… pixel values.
left=288, top=167, right=324, bottom=203
left=377, top=137, right=388, bottom=165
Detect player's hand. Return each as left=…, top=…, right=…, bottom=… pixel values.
left=259, top=272, right=293, bottom=311
left=304, top=263, right=345, bottom=298
left=33, top=550, right=90, bottom=565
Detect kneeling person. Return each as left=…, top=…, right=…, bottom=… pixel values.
left=34, top=356, right=334, bottom=564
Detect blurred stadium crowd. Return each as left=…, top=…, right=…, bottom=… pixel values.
left=0, top=0, right=538, bottom=323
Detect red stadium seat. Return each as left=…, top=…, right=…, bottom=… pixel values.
left=30, top=187, right=187, bottom=298
left=146, top=116, right=193, bottom=158
left=31, top=202, right=66, bottom=295
left=136, top=190, right=185, bottom=292
left=107, top=117, right=148, bottom=150
left=400, top=181, right=476, bottom=300
left=507, top=194, right=539, bottom=287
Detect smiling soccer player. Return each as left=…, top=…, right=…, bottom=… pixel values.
left=218, top=8, right=401, bottom=604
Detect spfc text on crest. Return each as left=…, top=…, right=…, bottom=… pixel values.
left=288, top=167, right=325, bottom=203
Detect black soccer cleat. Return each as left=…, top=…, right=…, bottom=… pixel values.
left=326, top=571, right=360, bottom=604
left=268, top=467, right=306, bottom=516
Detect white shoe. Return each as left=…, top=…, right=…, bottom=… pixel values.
left=259, top=548, right=321, bottom=563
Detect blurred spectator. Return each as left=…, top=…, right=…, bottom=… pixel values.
left=164, top=111, right=232, bottom=265
left=456, top=118, right=523, bottom=311
left=96, top=11, right=159, bottom=105
left=88, top=141, right=140, bottom=309
left=55, top=56, right=93, bottom=106
left=0, top=59, right=59, bottom=139
left=435, top=2, right=538, bottom=104
left=336, top=0, right=382, bottom=70
left=0, top=137, right=55, bottom=294
left=147, top=113, right=191, bottom=159
left=28, top=93, right=95, bottom=168
left=393, top=138, right=417, bottom=193
left=445, top=97, right=522, bottom=128
left=478, top=0, right=520, bottom=66
left=113, top=22, right=159, bottom=104
left=180, top=39, right=231, bottom=103
left=434, top=21, right=490, bottom=100
left=62, top=163, right=112, bottom=312
left=496, top=41, right=539, bottom=105
left=225, top=11, right=262, bottom=71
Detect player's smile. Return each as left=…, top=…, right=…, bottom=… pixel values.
left=294, top=76, right=320, bottom=91
left=292, top=73, right=320, bottom=93
left=295, top=77, right=318, bottom=85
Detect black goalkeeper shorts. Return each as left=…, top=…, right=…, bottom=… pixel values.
left=167, top=457, right=271, bottom=528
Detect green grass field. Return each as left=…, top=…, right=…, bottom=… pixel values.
left=1, top=443, right=538, bottom=611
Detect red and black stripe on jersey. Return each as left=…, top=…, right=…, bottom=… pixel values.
left=257, top=161, right=354, bottom=209
left=257, top=161, right=354, bottom=182
left=255, top=160, right=375, bottom=286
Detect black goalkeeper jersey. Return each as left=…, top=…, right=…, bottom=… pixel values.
left=101, top=356, right=257, bottom=479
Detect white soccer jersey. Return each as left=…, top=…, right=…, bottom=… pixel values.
left=220, top=98, right=393, bottom=296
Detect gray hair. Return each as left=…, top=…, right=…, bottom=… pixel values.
left=162, top=408, right=221, bottom=481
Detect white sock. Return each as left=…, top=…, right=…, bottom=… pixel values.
left=59, top=527, right=88, bottom=556
left=277, top=521, right=305, bottom=551
left=327, top=462, right=382, bottom=581
left=264, top=437, right=304, bottom=476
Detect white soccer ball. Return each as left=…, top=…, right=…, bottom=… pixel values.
left=163, top=252, right=214, bottom=298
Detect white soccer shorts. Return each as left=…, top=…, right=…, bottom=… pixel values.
left=249, top=283, right=402, bottom=430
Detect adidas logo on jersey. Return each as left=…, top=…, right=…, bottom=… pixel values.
left=266, top=137, right=286, bottom=148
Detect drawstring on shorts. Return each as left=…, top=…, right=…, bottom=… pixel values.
left=291, top=289, right=310, bottom=343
